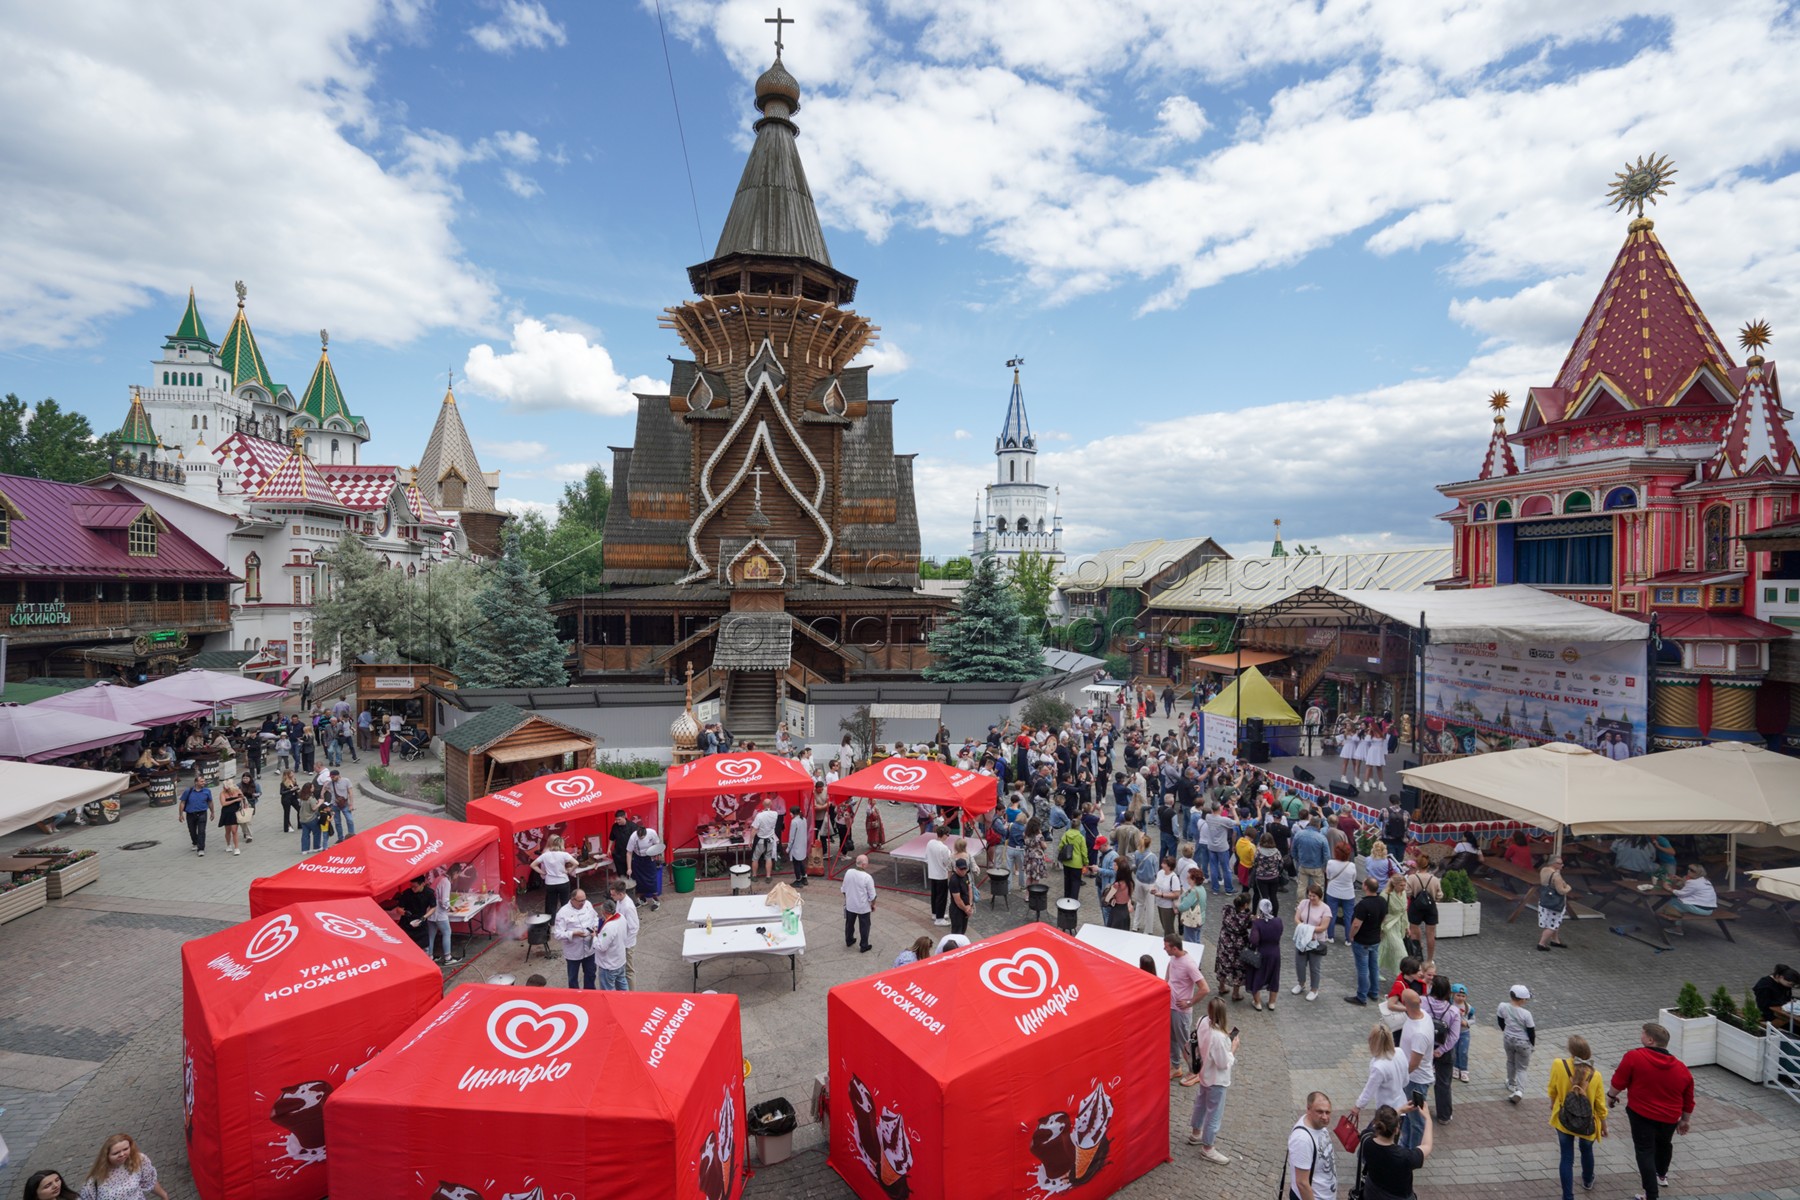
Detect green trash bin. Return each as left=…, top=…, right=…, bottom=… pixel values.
left=672, top=858, right=698, bottom=894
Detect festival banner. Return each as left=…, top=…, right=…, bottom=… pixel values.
left=1422, top=639, right=1648, bottom=757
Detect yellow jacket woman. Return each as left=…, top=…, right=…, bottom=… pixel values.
left=1546, top=1037, right=1608, bottom=1200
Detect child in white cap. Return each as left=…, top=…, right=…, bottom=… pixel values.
left=1497, top=983, right=1537, bottom=1102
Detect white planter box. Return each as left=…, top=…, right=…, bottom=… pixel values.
left=1436, top=901, right=1480, bottom=939
left=0, top=876, right=49, bottom=924
left=1714, top=1022, right=1766, bottom=1083
left=1461, top=902, right=1481, bottom=937
left=46, top=854, right=100, bottom=900
left=1659, top=1008, right=1717, bottom=1067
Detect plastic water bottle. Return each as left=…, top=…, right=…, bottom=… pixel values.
left=706, top=914, right=713, bottom=936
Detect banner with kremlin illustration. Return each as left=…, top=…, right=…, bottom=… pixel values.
left=1422, top=640, right=1648, bottom=758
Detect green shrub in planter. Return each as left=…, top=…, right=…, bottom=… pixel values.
left=1741, top=990, right=1764, bottom=1034
left=1710, top=985, right=1739, bottom=1024
left=1674, top=982, right=1708, bottom=1019
left=1441, top=870, right=1476, bottom=903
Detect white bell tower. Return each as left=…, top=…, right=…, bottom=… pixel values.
left=973, top=358, right=1063, bottom=567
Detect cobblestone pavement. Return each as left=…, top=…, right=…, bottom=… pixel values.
left=3, top=732, right=1797, bottom=1199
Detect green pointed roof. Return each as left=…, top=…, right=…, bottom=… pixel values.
left=166, top=287, right=215, bottom=352
left=298, top=332, right=360, bottom=427
left=118, top=389, right=158, bottom=447
left=217, top=288, right=276, bottom=392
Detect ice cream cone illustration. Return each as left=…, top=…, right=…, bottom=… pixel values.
left=1029, top=1111, right=1075, bottom=1184
left=876, top=1105, right=914, bottom=1199
left=1072, top=1081, right=1114, bottom=1182
left=848, top=1074, right=880, bottom=1175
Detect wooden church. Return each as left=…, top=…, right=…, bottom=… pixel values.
left=553, top=48, right=952, bottom=739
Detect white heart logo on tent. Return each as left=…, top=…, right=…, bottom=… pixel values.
left=313, top=912, right=369, bottom=940
left=978, top=947, right=1060, bottom=1001
left=716, top=758, right=760, bottom=779
left=881, top=762, right=927, bottom=787
left=487, top=999, right=589, bottom=1060
left=244, top=914, right=300, bottom=963
left=544, top=778, right=590, bottom=799
left=374, top=824, right=430, bottom=855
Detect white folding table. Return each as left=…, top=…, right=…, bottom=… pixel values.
left=1075, top=922, right=1183, bottom=977
left=681, top=923, right=806, bottom=991
left=685, top=895, right=803, bottom=927
left=886, top=833, right=985, bottom=885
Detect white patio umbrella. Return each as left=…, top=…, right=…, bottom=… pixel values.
left=0, top=762, right=130, bottom=834
left=1622, top=742, right=1800, bottom=886
left=0, top=704, right=148, bottom=763
left=1750, top=866, right=1800, bottom=903
left=139, top=669, right=289, bottom=707
left=32, top=680, right=213, bottom=727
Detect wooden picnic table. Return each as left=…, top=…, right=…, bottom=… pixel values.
left=1478, top=859, right=1600, bottom=923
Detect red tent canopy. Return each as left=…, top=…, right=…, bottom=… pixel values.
left=248, top=816, right=502, bottom=917
left=827, top=759, right=998, bottom=817
left=663, top=752, right=816, bottom=861
left=466, top=768, right=660, bottom=898
left=180, top=898, right=443, bottom=1200
left=325, top=985, right=749, bottom=1200
left=827, top=925, right=1169, bottom=1200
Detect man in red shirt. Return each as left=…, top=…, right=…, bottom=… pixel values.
left=1607, top=1023, right=1694, bottom=1200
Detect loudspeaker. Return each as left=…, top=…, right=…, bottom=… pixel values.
left=1329, top=781, right=1360, bottom=800
left=1400, top=784, right=1421, bottom=814
left=1401, top=759, right=1419, bottom=772
left=1244, top=717, right=1266, bottom=739
left=1292, top=766, right=1316, bottom=784
left=1245, top=741, right=1270, bottom=764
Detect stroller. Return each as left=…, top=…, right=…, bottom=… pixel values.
left=393, top=729, right=430, bottom=761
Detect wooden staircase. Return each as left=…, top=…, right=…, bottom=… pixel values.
left=1291, top=632, right=1341, bottom=705
left=724, top=671, right=779, bottom=745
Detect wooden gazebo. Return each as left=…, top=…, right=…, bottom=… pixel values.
left=440, top=704, right=596, bottom=818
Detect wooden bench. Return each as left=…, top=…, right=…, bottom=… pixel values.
left=1656, top=905, right=1740, bottom=941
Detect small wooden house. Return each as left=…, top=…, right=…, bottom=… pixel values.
left=441, top=704, right=595, bottom=818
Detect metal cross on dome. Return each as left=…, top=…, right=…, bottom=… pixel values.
left=748, top=464, right=768, bottom=506
left=766, top=7, right=793, bottom=56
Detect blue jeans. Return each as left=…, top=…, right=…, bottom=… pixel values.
left=565, top=955, right=596, bottom=989
left=1327, top=895, right=1355, bottom=941
left=1190, top=1083, right=1228, bottom=1144
left=1206, top=848, right=1235, bottom=892
left=1455, top=1026, right=1471, bottom=1071
left=599, top=966, right=628, bottom=991
left=427, top=913, right=452, bottom=960
left=300, top=818, right=325, bottom=853
left=1557, top=1130, right=1595, bottom=1200
left=1663, top=899, right=1714, bottom=916
left=1160, top=832, right=1178, bottom=860
left=333, top=805, right=355, bottom=842
left=1352, top=941, right=1381, bottom=1001
left=326, top=740, right=342, bottom=767
left=1400, top=1100, right=1425, bottom=1149
left=1114, top=802, right=1128, bottom=825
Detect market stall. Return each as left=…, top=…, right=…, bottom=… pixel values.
left=827, top=758, right=998, bottom=822
left=324, top=984, right=749, bottom=1200
left=1198, top=665, right=1301, bottom=758
left=180, top=897, right=443, bottom=1200
left=827, top=925, right=1169, bottom=1200
left=441, top=703, right=598, bottom=818
left=466, top=767, right=659, bottom=899
left=664, top=751, right=817, bottom=866
left=248, top=816, right=503, bottom=943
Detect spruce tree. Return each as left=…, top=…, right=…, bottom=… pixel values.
left=924, top=554, right=1044, bottom=682
left=456, top=526, right=569, bottom=688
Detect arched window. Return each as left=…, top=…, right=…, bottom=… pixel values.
left=1563, top=491, right=1593, bottom=514
left=191, top=415, right=198, bottom=429
left=1016, top=516, right=1029, bottom=533
left=1471, top=503, right=1488, bottom=521
left=1603, top=486, right=1638, bottom=511
left=1009, top=461, right=1016, bottom=482
left=201, top=414, right=207, bottom=429
left=162, top=372, right=169, bottom=385
left=244, top=552, right=262, bottom=601
left=330, top=438, right=341, bottom=464
left=1026, top=461, right=1032, bottom=482
left=1703, top=506, right=1732, bottom=571
left=1494, top=500, right=1514, bottom=519
left=1520, top=495, right=1554, bottom=518
left=1037, top=518, right=1045, bottom=532
left=304, top=437, right=314, bottom=457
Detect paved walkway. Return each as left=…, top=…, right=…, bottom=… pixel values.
left=3, top=734, right=1796, bottom=1199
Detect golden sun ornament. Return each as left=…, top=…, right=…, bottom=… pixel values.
left=1488, top=390, right=1510, bottom=413
left=1738, top=320, right=1772, bottom=355
left=1607, top=153, right=1676, bottom=218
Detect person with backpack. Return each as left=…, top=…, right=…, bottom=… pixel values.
left=1498, top=983, right=1538, bottom=1102
left=1424, top=975, right=1462, bottom=1123
left=1056, top=822, right=1089, bottom=900
left=1404, top=860, right=1442, bottom=960
left=1381, top=797, right=1408, bottom=862
left=1547, top=1035, right=1608, bottom=1200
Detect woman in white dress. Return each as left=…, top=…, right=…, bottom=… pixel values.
left=1361, top=720, right=1389, bottom=793
left=1339, top=724, right=1363, bottom=786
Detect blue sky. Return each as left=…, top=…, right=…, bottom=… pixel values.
left=5, top=0, right=1800, bottom=560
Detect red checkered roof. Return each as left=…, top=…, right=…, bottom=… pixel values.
left=214, top=431, right=290, bottom=492
left=403, top=482, right=457, bottom=528
left=318, top=464, right=400, bottom=511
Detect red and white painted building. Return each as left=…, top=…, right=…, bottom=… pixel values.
left=1438, top=214, right=1800, bottom=749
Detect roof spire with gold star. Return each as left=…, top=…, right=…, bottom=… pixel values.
left=1712, top=322, right=1798, bottom=479
left=1607, top=152, right=1677, bottom=224
left=1478, top=391, right=1518, bottom=479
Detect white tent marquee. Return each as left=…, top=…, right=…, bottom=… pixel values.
left=0, top=762, right=130, bottom=836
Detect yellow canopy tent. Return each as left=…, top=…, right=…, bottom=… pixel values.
left=1201, top=666, right=1302, bottom=725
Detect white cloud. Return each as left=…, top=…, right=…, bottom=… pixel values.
left=511, top=461, right=596, bottom=481
left=491, top=130, right=540, bottom=162
left=850, top=340, right=912, bottom=375
left=1154, top=95, right=1209, bottom=142
left=952, top=429, right=971, bottom=440
left=469, top=0, right=567, bottom=53
left=463, top=318, right=667, bottom=415
left=0, top=4, right=497, bottom=349
left=478, top=438, right=550, bottom=461
left=500, top=169, right=542, bottom=199
left=497, top=496, right=558, bottom=522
